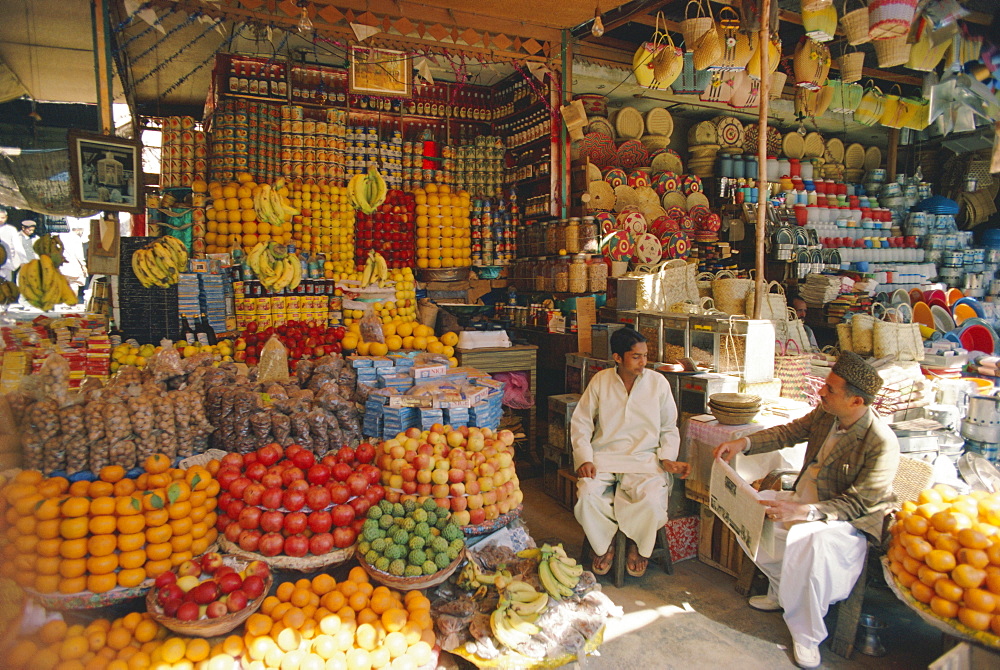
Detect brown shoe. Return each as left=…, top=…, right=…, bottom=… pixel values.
left=591, top=547, right=614, bottom=575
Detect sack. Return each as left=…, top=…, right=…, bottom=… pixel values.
left=837, top=321, right=854, bottom=352
left=775, top=339, right=813, bottom=402
left=793, top=37, right=832, bottom=91
left=746, top=34, right=781, bottom=79
left=712, top=7, right=754, bottom=71
left=712, top=270, right=754, bottom=315
left=635, top=260, right=699, bottom=312
left=851, top=309, right=875, bottom=356
left=853, top=81, right=885, bottom=126
left=746, top=280, right=788, bottom=321
left=729, top=70, right=762, bottom=109
left=874, top=307, right=924, bottom=361
left=701, top=70, right=737, bottom=104
left=868, top=0, right=917, bottom=40
left=633, top=13, right=684, bottom=91
left=692, top=19, right=724, bottom=69
left=681, top=0, right=714, bottom=52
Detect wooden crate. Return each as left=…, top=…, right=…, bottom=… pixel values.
left=556, top=469, right=579, bottom=511
left=547, top=393, right=580, bottom=454
left=542, top=445, right=572, bottom=500
left=698, top=504, right=746, bottom=577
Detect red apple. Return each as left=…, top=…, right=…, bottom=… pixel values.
left=155, top=571, right=178, bottom=589
left=200, top=552, right=224, bottom=574
left=158, top=583, right=183, bottom=605
left=469, top=508, right=486, bottom=525
left=218, top=572, right=243, bottom=594
left=162, top=597, right=183, bottom=617
left=226, top=589, right=249, bottom=613
left=192, top=580, right=221, bottom=605
left=176, top=560, right=202, bottom=578
left=244, top=560, right=270, bottom=580
left=176, top=602, right=200, bottom=621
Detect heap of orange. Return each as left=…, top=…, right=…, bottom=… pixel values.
left=887, top=484, right=1000, bottom=637
left=0, top=454, right=218, bottom=594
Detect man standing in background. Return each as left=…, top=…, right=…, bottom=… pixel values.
left=0, top=208, right=14, bottom=280
left=60, top=219, right=90, bottom=302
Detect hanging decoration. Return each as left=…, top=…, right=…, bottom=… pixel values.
left=113, top=5, right=177, bottom=56
left=414, top=58, right=435, bottom=85
left=350, top=22, right=380, bottom=42
left=159, top=23, right=243, bottom=99
left=116, top=1, right=162, bottom=35
left=129, top=11, right=201, bottom=63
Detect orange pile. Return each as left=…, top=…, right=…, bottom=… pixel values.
left=414, top=184, right=473, bottom=270
left=888, top=484, right=1000, bottom=637
left=204, top=173, right=292, bottom=254
left=0, top=454, right=219, bottom=594
left=242, top=567, right=435, bottom=670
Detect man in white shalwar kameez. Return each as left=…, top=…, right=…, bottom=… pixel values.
left=571, top=327, right=690, bottom=577
left=715, top=352, right=899, bottom=669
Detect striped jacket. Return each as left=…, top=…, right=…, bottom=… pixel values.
left=746, top=406, right=900, bottom=541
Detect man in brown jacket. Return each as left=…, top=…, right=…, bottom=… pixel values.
left=715, top=352, right=899, bottom=669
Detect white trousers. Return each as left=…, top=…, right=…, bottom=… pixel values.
left=574, top=471, right=670, bottom=558
left=754, top=501, right=868, bottom=647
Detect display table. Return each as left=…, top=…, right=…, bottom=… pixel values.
left=456, top=344, right=538, bottom=449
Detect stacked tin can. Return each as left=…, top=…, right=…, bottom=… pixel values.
left=278, top=106, right=347, bottom=181
left=471, top=197, right=517, bottom=267
left=454, top=135, right=504, bottom=198
left=401, top=138, right=452, bottom=191
left=209, top=99, right=282, bottom=183
left=160, top=116, right=207, bottom=188
left=343, top=122, right=401, bottom=187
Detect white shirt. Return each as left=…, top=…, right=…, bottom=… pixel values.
left=571, top=367, right=680, bottom=474
left=0, top=225, right=20, bottom=278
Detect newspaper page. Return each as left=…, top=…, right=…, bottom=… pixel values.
left=709, top=457, right=774, bottom=561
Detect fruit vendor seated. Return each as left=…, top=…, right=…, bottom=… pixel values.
left=713, top=352, right=899, bottom=669
left=571, top=327, right=690, bottom=578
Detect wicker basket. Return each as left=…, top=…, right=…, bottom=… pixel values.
left=839, top=0, right=870, bottom=45
left=874, top=35, right=911, bottom=68
left=416, top=267, right=469, bottom=283
left=25, top=580, right=154, bottom=611
left=146, top=555, right=272, bottom=637
left=681, top=0, right=714, bottom=52
left=357, top=548, right=465, bottom=591
left=838, top=50, right=865, bottom=83
left=869, top=0, right=917, bottom=40
left=218, top=537, right=357, bottom=572
left=769, top=71, right=788, bottom=99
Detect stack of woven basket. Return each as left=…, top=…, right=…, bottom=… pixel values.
left=708, top=393, right=762, bottom=425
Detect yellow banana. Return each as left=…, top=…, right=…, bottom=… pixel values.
left=538, top=558, right=573, bottom=600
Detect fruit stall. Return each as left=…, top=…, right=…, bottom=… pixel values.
left=3, top=0, right=1000, bottom=666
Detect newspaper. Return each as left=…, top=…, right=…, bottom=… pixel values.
left=709, top=457, right=774, bottom=561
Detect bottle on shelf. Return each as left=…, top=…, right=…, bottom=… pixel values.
left=180, top=315, right=195, bottom=345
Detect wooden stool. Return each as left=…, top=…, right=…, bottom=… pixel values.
left=581, top=526, right=673, bottom=589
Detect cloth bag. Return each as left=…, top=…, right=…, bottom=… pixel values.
left=635, top=260, right=699, bottom=312
left=874, top=307, right=924, bottom=361
left=775, top=339, right=813, bottom=402
left=712, top=270, right=754, bottom=315
left=746, top=280, right=788, bottom=321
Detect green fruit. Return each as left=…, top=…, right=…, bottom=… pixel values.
left=386, top=544, right=407, bottom=560
left=411, top=509, right=428, bottom=523
left=388, top=559, right=406, bottom=576
left=422, top=560, right=438, bottom=576
left=414, top=522, right=431, bottom=539
left=371, top=538, right=388, bottom=554
left=430, top=536, right=449, bottom=553
left=442, top=523, right=463, bottom=542
left=398, top=517, right=416, bottom=532
left=379, top=500, right=394, bottom=514
left=435, top=516, right=449, bottom=530
left=358, top=541, right=371, bottom=555
left=391, top=529, right=409, bottom=546
left=403, top=500, right=417, bottom=514
left=422, top=498, right=438, bottom=512
left=378, top=515, right=395, bottom=530
left=449, top=538, right=465, bottom=555
left=392, top=503, right=405, bottom=517
left=375, top=557, right=391, bottom=572
left=408, top=549, right=427, bottom=566
left=404, top=565, right=422, bottom=577
left=434, top=552, right=451, bottom=569
left=408, top=536, right=425, bottom=551
left=365, top=550, right=379, bottom=564
left=368, top=506, right=383, bottom=520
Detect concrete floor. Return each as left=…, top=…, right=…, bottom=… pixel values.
left=500, top=476, right=949, bottom=670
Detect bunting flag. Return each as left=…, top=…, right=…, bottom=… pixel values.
left=350, top=22, right=380, bottom=42
left=123, top=0, right=164, bottom=33
left=414, top=58, right=435, bottom=85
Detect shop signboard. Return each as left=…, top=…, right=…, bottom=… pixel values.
left=349, top=46, right=412, bottom=97
left=68, top=130, right=142, bottom=214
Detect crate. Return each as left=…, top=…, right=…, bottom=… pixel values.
left=547, top=393, right=581, bottom=453
left=698, top=503, right=746, bottom=577
left=542, top=444, right=572, bottom=501
left=556, top=469, right=579, bottom=511
left=118, top=237, right=180, bottom=343
left=591, top=323, right=625, bottom=360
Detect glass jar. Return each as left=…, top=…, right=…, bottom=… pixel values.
left=553, top=220, right=567, bottom=254
left=569, top=254, right=588, bottom=293
left=587, top=257, right=608, bottom=293
left=565, top=217, right=580, bottom=254
left=533, top=259, right=546, bottom=291
left=553, top=257, right=570, bottom=293
left=580, top=216, right=599, bottom=253
left=544, top=222, right=558, bottom=256
left=541, top=259, right=555, bottom=292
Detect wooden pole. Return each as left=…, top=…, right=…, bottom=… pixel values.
left=753, top=0, right=772, bottom=320
left=91, top=0, right=114, bottom=133
left=886, top=127, right=900, bottom=179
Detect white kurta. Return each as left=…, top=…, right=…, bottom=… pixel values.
left=753, top=422, right=868, bottom=647
left=571, top=368, right=680, bottom=557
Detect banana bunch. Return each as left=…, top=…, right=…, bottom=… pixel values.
left=33, top=234, right=65, bottom=267
left=360, top=250, right=389, bottom=288
left=537, top=543, right=584, bottom=600
left=490, top=582, right=547, bottom=650
left=348, top=166, right=387, bottom=214
left=456, top=560, right=513, bottom=595
left=130, top=235, right=189, bottom=288
left=0, top=279, right=19, bottom=305
left=254, top=179, right=298, bottom=230
left=17, top=255, right=77, bottom=310
left=247, top=241, right=301, bottom=293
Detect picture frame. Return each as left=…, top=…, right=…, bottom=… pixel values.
left=349, top=46, right=412, bottom=97
left=68, top=130, right=142, bottom=213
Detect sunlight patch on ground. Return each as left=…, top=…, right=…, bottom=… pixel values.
left=603, top=602, right=696, bottom=642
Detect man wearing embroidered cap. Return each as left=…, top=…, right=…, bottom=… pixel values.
left=714, top=352, right=899, bottom=669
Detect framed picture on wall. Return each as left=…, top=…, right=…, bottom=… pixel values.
left=349, top=46, right=412, bottom=97
left=68, top=130, right=142, bottom=213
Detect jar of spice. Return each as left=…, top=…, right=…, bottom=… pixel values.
left=565, top=217, right=581, bottom=254
left=553, top=256, right=570, bottom=292
left=580, top=216, right=599, bottom=253
left=587, top=256, right=608, bottom=293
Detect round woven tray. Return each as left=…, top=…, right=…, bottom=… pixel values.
left=614, top=106, right=645, bottom=139
left=864, top=145, right=882, bottom=170
left=644, top=107, right=673, bottom=137
left=146, top=555, right=271, bottom=637
left=416, top=267, right=469, bottom=283
left=25, top=580, right=153, bottom=611
left=357, top=548, right=465, bottom=591
left=782, top=132, right=805, bottom=159
left=710, top=392, right=761, bottom=408
left=845, top=142, right=865, bottom=168
left=218, top=537, right=357, bottom=572
left=461, top=505, right=523, bottom=536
